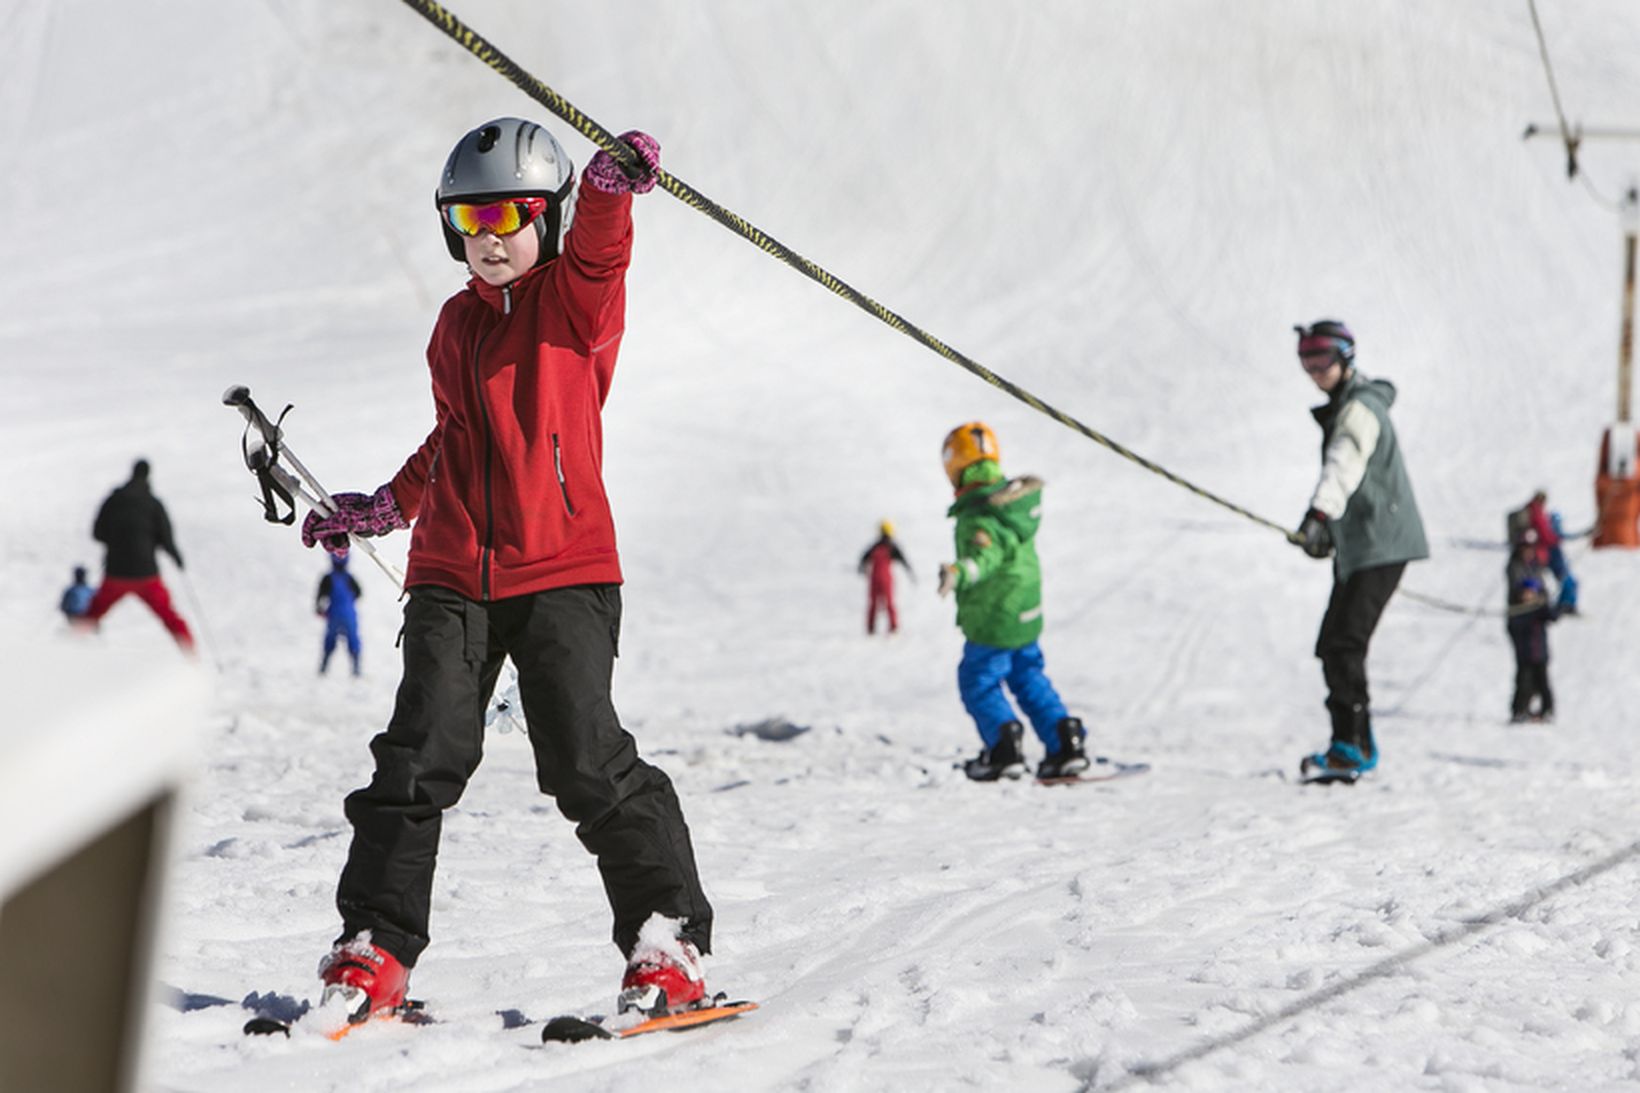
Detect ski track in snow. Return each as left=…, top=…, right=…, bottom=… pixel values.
left=6, top=2, right=1640, bottom=1090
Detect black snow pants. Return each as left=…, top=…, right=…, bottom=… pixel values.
left=1315, top=562, right=1405, bottom=754
left=1507, top=614, right=1554, bottom=717
left=334, top=583, right=713, bottom=966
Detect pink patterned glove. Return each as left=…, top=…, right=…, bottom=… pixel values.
left=585, top=131, right=661, bottom=195
left=300, top=485, right=407, bottom=553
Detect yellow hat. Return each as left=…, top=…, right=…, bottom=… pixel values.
left=879, top=519, right=895, bottom=537
left=941, top=421, right=999, bottom=487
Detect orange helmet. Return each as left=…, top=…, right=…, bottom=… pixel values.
left=941, top=421, right=1000, bottom=487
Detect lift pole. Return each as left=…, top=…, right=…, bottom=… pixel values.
left=1523, top=123, right=1640, bottom=546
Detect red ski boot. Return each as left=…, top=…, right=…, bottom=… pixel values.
left=619, top=936, right=707, bottom=1016
left=319, top=936, right=409, bottom=1022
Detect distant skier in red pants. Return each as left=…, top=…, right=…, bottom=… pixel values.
left=858, top=520, right=914, bottom=634
left=78, top=459, right=195, bottom=653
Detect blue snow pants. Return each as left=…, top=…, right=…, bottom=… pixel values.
left=957, top=640, right=1068, bottom=748
left=323, top=613, right=362, bottom=672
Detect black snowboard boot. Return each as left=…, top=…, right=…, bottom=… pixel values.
left=1326, top=699, right=1377, bottom=766
left=964, top=721, right=1026, bottom=781
left=1037, top=717, right=1090, bottom=779
left=1347, top=703, right=1376, bottom=766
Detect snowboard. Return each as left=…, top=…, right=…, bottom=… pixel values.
left=1035, top=757, right=1150, bottom=786
left=541, top=999, right=758, bottom=1043
left=1297, top=757, right=1365, bottom=786
left=1297, top=769, right=1361, bottom=786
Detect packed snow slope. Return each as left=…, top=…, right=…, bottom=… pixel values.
left=6, top=1, right=1640, bottom=1090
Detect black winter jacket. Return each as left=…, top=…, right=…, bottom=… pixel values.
left=94, top=480, right=182, bottom=578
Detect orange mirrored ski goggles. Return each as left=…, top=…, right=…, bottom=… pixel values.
left=441, top=196, right=549, bottom=238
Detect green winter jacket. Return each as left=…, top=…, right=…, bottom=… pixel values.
left=1310, top=372, right=1430, bottom=582
left=946, top=466, right=1046, bottom=649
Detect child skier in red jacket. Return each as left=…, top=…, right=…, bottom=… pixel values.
left=858, top=519, right=914, bottom=634
left=300, top=118, right=713, bottom=1023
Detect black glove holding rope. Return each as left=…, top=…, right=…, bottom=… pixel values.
left=1295, top=509, right=1333, bottom=559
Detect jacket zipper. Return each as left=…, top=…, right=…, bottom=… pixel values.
left=471, top=294, right=505, bottom=600
left=552, top=433, right=576, bottom=516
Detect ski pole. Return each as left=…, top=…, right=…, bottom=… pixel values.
left=278, top=453, right=408, bottom=589
left=223, top=385, right=528, bottom=732
left=173, top=561, right=223, bottom=671
left=223, top=386, right=407, bottom=587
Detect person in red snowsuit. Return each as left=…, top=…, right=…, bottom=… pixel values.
left=858, top=520, right=914, bottom=634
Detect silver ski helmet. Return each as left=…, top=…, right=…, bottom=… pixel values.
left=435, top=117, right=576, bottom=265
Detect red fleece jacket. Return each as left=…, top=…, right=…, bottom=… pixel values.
left=389, top=183, right=632, bottom=601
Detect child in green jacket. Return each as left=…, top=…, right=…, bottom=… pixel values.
left=938, top=422, right=1087, bottom=781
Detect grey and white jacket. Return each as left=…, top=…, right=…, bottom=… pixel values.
left=1309, top=371, right=1429, bottom=582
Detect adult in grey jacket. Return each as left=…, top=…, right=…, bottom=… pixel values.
left=1293, top=320, right=1428, bottom=778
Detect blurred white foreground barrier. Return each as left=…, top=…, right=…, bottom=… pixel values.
left=0, top=638, right=205, bottom=1093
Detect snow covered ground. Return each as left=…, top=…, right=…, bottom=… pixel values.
left=6, top=1, right=1640, bottom=1089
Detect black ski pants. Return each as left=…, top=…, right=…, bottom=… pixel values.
left=1315, top=562, right=1405, bottom=750
left=1508, top=615, right=1554, bottom=716
left=335, top=583, right=712, bottom=967
left=1510, top=661, right=1553, bottom=717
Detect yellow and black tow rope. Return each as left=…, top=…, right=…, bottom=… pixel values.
left=396, top=0, right=1295, bottom=542
left=394, top=1, right=1544, bottom=623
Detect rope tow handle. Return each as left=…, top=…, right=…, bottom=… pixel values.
left=393, top=0, right=1300, bottom=545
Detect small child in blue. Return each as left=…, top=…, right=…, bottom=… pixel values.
left=316, top=550, right=363, bottom=676
left=60, top=565, right=94, bottom=621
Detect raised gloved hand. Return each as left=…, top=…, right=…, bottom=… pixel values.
left=585, top=131, right=661, bottom=195
left=1295, top=509, right=1333, bottom=559
left=937, top=564, right=960, bottom=598
left=301, top=485, right=407, bottom=554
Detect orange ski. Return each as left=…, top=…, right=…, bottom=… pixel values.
left=541, top=1000, right=757, bottom=1043
left=327, top=999, right=433, bottom=1040
left=243, top=999, right=431, bottom=1040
